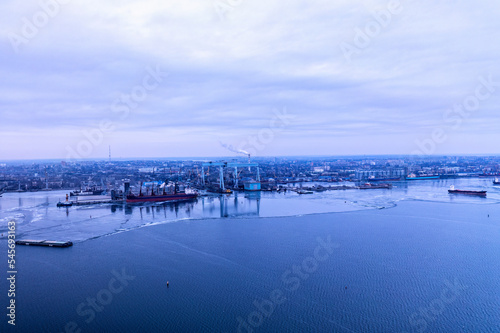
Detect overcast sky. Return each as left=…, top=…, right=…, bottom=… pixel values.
left=1, top=0, right=499, bottom=160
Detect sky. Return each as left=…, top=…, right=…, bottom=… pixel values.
left=1, top=0, right=500, bottom=160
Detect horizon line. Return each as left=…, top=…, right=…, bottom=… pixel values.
left=2, top=153, right=500, bottom=163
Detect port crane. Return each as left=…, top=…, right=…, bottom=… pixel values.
left=201, top=162, right=260, bottom=190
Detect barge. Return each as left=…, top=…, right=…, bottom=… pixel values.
left=448, top=186, right=486, bottom=197
left=15, top=240, right=73, bottom=247
left=406, top=174, right=440, bottom=180
left=358, top=183, right=393, bottom=189
left=368, top=177, right=401, bottom=181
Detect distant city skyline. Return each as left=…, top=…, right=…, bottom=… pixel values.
left=1, top=0, right=500, bottom=160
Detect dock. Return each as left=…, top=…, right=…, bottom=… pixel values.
left=16, top=240, right=73, bottom=248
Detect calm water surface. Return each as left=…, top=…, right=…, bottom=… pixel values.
left=0, top=179, right=499, bottom=332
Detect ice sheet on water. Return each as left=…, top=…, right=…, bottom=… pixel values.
left=1, top=178, right=499, bottom=243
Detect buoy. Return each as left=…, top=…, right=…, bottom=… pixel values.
left=167, top=281, right=169, bottom=287
left=345, top=286, right=347, bottom=290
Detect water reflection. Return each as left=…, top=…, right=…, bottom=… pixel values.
left=203, top=192, right=260, bottom=218
left=109, top=200, right=198, bottom=220
left=104, top=193, right=262, bottom=219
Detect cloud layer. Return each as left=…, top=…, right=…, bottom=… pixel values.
left=1, top=0, right=500, bottom=159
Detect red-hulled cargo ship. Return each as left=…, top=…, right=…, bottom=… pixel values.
left=448, top=186, right=486, bottom=197
left=126, top=183, right=198, bottom=203
left=126, top=192, right=198, bottom=203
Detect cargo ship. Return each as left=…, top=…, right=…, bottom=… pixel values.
left=448, top=186, right=486, bottom=196
left=406, top=174, right=440, bottom=180
left=126, top=182, right=198, bottom=203
left=368, top=177, right=401, bottom=181
left=359, top=183, right=393, bottom=189
left=126, top=192, right=198, bottom=203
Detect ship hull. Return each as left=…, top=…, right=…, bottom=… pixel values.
left=359, top=184, right=392, bottom=189
left=448, top=190, right=486, bottom=196
left=126, top=193, right=198, bottom=203
left=406, top=176, right=440, bottom=180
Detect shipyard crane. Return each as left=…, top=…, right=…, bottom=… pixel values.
left=201, top=161, right=260, bottom=190
left=201, top=162, right=228, bottom=190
